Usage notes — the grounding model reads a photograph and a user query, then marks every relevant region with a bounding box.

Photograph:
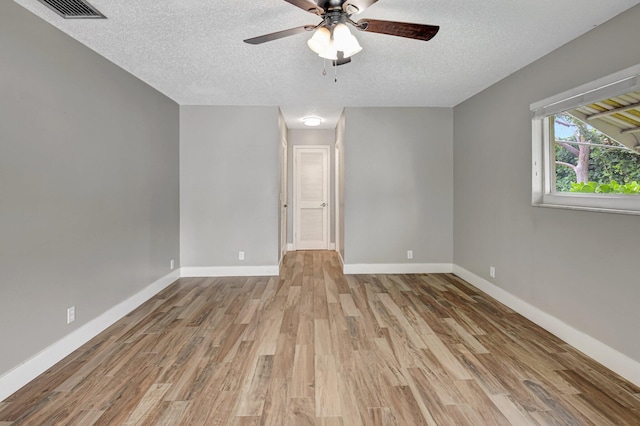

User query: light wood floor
[2,251,639,425]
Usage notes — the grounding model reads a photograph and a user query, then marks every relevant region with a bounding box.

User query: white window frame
[531,64,640,215]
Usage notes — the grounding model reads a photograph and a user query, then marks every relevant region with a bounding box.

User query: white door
[293,146,329,250]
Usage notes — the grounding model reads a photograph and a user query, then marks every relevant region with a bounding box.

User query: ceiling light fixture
[244,0,441,81]
[307,23,362,60]
[302,116,323,127]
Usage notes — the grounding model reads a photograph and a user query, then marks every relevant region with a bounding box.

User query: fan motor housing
[318,0,347,11]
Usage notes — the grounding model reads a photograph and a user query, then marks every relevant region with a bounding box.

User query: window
[531,64,640,214]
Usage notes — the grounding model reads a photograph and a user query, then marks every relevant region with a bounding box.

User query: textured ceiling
[13,0,640,129]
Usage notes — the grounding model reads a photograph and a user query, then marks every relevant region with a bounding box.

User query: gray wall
[454,5,640,361]
[180,106,280,268]
[287,129,336,245]
[344,107,453,264]
[0,1,179,377]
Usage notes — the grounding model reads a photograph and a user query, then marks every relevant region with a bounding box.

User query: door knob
[321,203,327,207]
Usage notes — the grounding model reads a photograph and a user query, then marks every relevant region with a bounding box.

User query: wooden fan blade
[284,0,323,14]
[244,26,315,45]
[356,19,439,41]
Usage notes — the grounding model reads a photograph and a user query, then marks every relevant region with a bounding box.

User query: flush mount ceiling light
[244,0,439,71]
[302,116,323,127]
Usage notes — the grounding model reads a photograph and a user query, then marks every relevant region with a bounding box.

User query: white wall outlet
[170,259,175,270]
[490,266,496,278]
[239,251,245,261]
[67,306,75,324]
[407,250,413,260]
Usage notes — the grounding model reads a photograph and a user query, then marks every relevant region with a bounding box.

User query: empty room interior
[2,0,640,424]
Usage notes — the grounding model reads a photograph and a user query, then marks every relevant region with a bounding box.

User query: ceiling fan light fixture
[245,1,441,70]
[309,23,362,60]
[332,23,352,51]
[341,34,362,58]
[302,116,323,127]
[318,39,338,60]
[307,27,331,54]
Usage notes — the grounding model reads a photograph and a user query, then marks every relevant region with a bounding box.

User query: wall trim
[452,265,640,387]
[337,251,345,269]
[285,244,336,252]
[279,244,287,266]
[181,265,279,277]
[0,270,180,402]
[344,263,453,275]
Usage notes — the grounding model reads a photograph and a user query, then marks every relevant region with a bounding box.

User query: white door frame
[334,142,340,254]
[279,137,288,262]
[293,145,330,250]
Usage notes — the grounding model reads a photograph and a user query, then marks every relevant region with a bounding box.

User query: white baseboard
[452,265,640,387]
[181,265,279,277]
[344,263,453,275]
[285,243,335,252]
[0,270,180,402]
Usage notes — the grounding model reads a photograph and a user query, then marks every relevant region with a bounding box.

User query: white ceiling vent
[37,0,106,19]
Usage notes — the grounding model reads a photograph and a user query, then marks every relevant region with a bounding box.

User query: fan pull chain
[334,60,338,83]
[322,59,327,76]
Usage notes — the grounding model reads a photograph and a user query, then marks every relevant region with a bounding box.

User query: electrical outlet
[407,250,413,260]
[490,266,496,278]
[170,259,175,270]
[67,306,75,324]
[239,251,245,261]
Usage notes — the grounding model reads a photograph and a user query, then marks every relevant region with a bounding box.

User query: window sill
[533,193,640,216]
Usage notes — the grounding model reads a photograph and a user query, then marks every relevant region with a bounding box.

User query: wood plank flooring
[2,251,639,425]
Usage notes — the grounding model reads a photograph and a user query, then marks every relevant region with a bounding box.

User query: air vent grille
[37,0,106,19]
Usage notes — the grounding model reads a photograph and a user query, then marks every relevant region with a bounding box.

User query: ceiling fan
[244,0,439,66]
